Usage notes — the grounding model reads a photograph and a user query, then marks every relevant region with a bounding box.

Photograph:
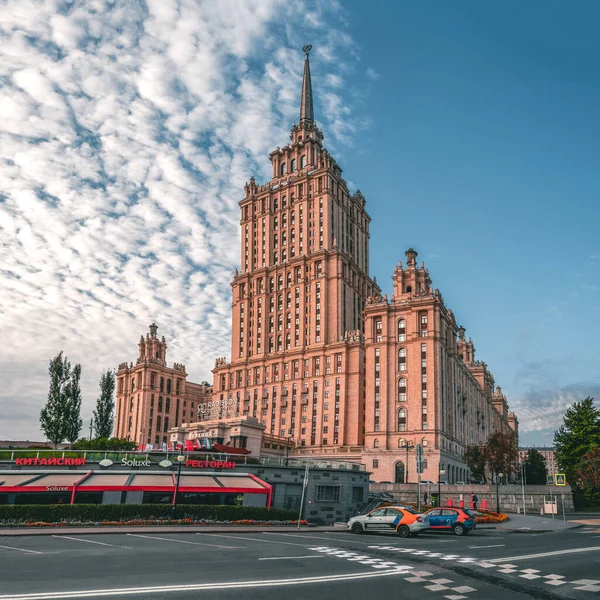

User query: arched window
[395,461,405,484]
[280,162,287,175]
[290,158,296,171]
[286,333,291,349]
[282,196,287,208]
[374,438,379,448]
[398,348,407,371]
[278,275,283,290]
[158,397,163,412]
[163,417,169,432]
[300,155,306,168]
[165,398,171,412]
[156,415,162,431]
[398,319,406,342]
[398,438,405,448]
[398,409,407,432]
[277,336,282,351]
[398,378,407,402]
[274,199,278,211]
[269,337,274,353]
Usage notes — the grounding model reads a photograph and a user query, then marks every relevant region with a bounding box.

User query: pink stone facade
[114,323,212,446]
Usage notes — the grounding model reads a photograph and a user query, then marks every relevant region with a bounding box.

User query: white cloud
[0,0,366,440]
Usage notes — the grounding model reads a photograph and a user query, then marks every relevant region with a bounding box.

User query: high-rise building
[363,250,519,483]
[115,324,212,446]
[212,46,380,448]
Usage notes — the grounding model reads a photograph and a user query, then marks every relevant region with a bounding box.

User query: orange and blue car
[422,507,476,535]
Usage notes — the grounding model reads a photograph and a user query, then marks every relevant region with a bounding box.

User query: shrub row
[0,504,297,524]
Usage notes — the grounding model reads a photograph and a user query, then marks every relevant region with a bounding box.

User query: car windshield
[403,508,418,515]
[463,509,474,517]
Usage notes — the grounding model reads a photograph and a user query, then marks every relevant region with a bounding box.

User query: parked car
[422,507,476,536]
[348,506,430,538]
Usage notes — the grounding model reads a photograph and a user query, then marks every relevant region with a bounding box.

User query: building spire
[299,45,314,125]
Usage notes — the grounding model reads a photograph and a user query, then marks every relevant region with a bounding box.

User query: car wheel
[351,522,364,535]
[397,525,411,538]
[453,524,465,536]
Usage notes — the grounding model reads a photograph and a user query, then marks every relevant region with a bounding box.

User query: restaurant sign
[185,459,236,469]
[15,457,86,466]
[46,486,70,492]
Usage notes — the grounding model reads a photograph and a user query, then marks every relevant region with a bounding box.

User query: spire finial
[299,45,314,124]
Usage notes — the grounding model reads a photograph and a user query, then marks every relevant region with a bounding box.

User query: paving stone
[424,584,450,591]
[545,580,568,586]
[404,576,427,583]
[431,578,454,584]
[573,585,600,592]
[519,574,542,580]
[451,586,477,594]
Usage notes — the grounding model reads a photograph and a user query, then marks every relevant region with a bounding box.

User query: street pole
[89,417,93,445]
[495,471,499,513]
[297,464,309,530]
[172,455,185,512]
[520,461,526,516]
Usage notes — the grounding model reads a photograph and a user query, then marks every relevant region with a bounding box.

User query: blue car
[423,507,476,536]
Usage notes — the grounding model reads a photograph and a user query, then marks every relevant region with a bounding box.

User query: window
[374,438,379,448]
[373,459,379,468]
[398,378,407,402]
[280,162,287,176]
[396,320,406,344]
[300,155,306,168]
[316,485,341,502]
[352,487,364,503]
[398,347,407,371]
[398,408,407,432]
[375,318,382,343]
[290,158,296,171]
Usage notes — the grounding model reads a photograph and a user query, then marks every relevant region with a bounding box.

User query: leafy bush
[0,504,296,525]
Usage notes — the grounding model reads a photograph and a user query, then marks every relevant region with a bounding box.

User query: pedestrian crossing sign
[547,475,554,485]
[555,473,566,486]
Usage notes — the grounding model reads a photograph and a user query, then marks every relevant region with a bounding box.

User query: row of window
[374,314,428,343]
[280,155,307,176]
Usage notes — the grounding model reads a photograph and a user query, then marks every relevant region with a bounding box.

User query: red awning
[212,443,251,455]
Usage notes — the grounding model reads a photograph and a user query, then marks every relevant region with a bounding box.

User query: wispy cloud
[0,0,368,440]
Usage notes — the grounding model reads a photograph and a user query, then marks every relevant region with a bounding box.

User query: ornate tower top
[299,45,314,125]
[149,323,158,338]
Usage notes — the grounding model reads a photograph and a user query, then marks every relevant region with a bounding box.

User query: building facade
[211,47,380,449]
[114,323,212,446]
[362,250,518,484]
[519,446,556,476]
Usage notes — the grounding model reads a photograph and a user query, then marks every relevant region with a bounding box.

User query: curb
[0,525,337,537]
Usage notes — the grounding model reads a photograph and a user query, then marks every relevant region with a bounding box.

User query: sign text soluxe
[15,457,86,466]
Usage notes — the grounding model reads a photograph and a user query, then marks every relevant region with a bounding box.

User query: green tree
[93,370,116,439]
[554,397,600,484]
[464,445,487,483]
[523,448,547,485]
[40,352,70,448]
[64,363,83,448]
[575,448,600,505]
[485,431,518,481]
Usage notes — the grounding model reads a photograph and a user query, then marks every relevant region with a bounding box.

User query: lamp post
[285,435,293,466]
[438,463,446,508]
[401,441,413,483]
[172,454,186,511]
[496,471,504,513]
[520,461,526,516]
[88,417,94,445]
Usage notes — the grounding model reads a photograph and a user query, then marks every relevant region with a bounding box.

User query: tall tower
[212,47,380,449]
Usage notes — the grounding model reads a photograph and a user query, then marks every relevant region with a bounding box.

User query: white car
[347,505,430,538]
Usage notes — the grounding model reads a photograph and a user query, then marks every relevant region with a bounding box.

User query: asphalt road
[0,525,599,599]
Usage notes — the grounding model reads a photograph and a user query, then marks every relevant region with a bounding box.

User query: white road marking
[126,533,239,549]
[0,569,410,599]
[487,545,600,563]
[468,544,505,549]
[52,536,130,549]
[264,532,419,546]
[199,533,308,547]
[258,555,323,561]
[0,544,43,555]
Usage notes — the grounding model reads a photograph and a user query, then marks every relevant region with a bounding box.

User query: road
[0,525,599,599]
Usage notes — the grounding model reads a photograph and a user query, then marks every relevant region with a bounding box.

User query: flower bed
[475,511,509,524]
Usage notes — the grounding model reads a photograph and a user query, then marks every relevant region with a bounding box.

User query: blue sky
[0,0,598,445]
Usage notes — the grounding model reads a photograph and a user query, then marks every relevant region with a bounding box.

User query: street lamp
[496,471,504,513]
[401,440,414,483]
[438,463,446,508]
[88,417,94,445]
[285,435,293,466]
[172,454,186,511]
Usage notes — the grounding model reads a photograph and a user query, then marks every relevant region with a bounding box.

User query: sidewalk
[494,512,583,533]
[0,524,337,537]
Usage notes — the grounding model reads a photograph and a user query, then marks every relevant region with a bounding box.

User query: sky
[1,0,598,446]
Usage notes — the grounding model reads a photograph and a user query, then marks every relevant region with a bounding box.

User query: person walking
[472,494,479,510]
[424,492,428,506]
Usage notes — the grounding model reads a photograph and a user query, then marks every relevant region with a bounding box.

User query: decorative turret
[391,248,432,299]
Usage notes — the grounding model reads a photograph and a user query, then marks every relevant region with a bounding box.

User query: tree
[464,445,487,483]
[554,397,600,484]
[63,363,83,448]
[93,370,116,439]
[485,431,518,481]
[523,448,547,485]
[40,352,70,448]
[575,448,600,489]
